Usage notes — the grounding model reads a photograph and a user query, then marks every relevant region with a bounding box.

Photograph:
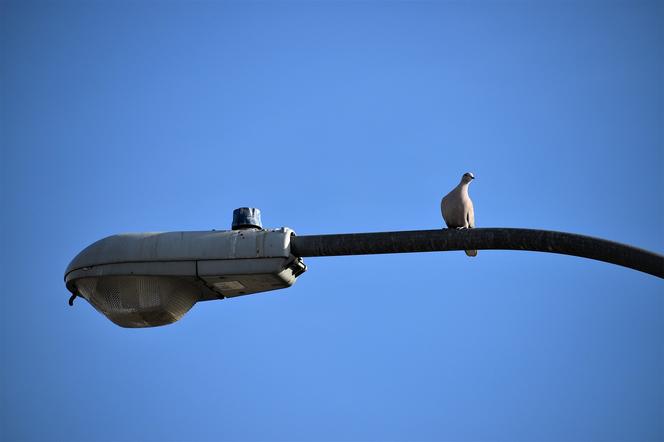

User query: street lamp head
[64,210,306,328]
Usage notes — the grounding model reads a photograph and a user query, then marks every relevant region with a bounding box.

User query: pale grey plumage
[441,172,477,257]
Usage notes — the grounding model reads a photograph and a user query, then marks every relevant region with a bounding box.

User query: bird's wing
[467,199,475,228]
[441,194,452,227]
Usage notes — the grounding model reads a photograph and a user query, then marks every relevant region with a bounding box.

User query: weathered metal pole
[290,228,664,278]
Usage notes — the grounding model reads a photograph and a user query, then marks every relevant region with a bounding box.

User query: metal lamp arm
[290,228,664,278]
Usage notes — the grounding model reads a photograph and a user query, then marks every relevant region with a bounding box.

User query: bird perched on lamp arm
[441,172,478,257]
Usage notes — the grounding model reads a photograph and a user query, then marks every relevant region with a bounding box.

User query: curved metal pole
[290,228,664,278]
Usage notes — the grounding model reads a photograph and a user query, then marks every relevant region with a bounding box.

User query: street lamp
[64,208,306,327]
[65,208,664,328]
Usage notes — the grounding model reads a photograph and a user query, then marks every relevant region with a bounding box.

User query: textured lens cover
[75,276,200,328]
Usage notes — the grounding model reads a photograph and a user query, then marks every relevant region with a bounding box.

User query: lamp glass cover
[75,276,200,327]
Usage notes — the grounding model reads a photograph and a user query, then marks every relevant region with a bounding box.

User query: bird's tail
[465,249,478,257]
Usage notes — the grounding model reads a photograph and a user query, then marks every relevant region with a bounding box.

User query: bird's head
[461,172,475,184]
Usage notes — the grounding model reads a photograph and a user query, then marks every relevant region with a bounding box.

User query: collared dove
[441,172,478,257]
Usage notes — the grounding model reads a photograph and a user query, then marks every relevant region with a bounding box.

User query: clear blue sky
[1,1,662,441]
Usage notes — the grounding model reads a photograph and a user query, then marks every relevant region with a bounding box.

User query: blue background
[1,1,662,441]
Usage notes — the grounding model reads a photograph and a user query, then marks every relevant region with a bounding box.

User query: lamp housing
[64,227,306,328]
